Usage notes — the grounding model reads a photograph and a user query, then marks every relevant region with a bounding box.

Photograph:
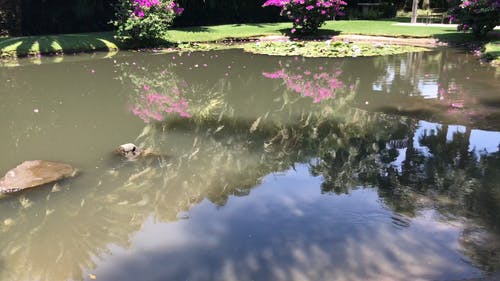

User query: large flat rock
[0,160,77,193]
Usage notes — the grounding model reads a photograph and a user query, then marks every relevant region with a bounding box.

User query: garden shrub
[263,0,347,35]
[448,0,500,37]
[113,0,183,43]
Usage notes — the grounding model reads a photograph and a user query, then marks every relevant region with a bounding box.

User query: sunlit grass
[484,42,500,65]
[323,20,458,37]
[165,22,291,42]
[0,32,119,58]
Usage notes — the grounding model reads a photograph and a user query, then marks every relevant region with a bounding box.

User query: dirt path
[257,34,446,48]
[331,34,446,47]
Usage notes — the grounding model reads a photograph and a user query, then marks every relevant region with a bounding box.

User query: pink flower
[263,0,290,7]
[133,7,145,18]
[179,112,191,118]
[168,2,184,14]
[262,70,286,79]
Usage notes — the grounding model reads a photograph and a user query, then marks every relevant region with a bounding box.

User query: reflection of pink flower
[263,70,286,79]
[438,81,470,112]
[263,0,289,7]
[263,61,345,103]
[130,86,191,123]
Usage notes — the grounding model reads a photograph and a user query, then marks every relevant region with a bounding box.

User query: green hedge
[18,0,115,35]
[174,0,282,26]
[0,0,21,35]
[4,0,284,36]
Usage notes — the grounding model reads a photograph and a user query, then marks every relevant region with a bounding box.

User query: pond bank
[0,20,498,65]
[247,34,446,48]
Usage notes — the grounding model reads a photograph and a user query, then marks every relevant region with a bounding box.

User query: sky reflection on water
[0,48,499,281]
[90,165,483,281]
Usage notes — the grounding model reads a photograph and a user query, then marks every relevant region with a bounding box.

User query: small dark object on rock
[116,143,161,161]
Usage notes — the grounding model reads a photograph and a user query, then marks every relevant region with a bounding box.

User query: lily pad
[243,41,429,58]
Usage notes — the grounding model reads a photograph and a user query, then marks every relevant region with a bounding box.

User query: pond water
[0,48,500,281]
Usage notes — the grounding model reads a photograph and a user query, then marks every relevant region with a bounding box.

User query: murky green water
[1,49,500,281]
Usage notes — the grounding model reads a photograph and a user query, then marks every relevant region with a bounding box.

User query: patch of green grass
[323,20,458,38]
[0,32,120,58]
[483,42,500,65]
[165,22,291,42]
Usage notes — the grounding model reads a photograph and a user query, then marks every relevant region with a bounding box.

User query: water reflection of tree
[347,50,500,130]
[1,51,499,280]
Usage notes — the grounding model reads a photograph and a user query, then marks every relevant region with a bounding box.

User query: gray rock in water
[116,143,162,161]
[116,143,143,160]
[0,160,78,194]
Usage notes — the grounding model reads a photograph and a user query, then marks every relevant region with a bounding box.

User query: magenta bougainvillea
[263,0,347,34]
[113,0,183,42]
[448,0,500,37]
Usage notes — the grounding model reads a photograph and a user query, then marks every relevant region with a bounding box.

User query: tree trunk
[411,0,419,23]
[423,0,430,10]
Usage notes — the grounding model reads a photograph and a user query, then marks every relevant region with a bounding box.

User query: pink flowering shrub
[263,0,347,34]
[448,0,500,37]
[263,59,345,103]
[113,0,183,42]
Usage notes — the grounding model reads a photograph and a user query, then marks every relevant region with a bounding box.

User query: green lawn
[166,22,291,42]
[323,20,458,38]
[0,20,497,58]
[0,32,119,58]
[484,42,500,65]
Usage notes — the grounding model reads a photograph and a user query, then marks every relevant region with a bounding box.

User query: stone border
[256,34,445,48]
[331,34,446,48]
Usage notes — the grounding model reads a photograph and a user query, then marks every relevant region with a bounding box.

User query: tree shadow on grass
[233,23,284,28]
[434,30,500,47]
[172,26,211,33]
[0,32,120,58]
[278,28,340,40]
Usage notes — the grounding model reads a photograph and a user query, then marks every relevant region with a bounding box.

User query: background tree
[411,0,419,23]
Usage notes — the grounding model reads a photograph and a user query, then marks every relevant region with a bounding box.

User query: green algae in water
[171,40,428,58]
[243,41,429,57]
